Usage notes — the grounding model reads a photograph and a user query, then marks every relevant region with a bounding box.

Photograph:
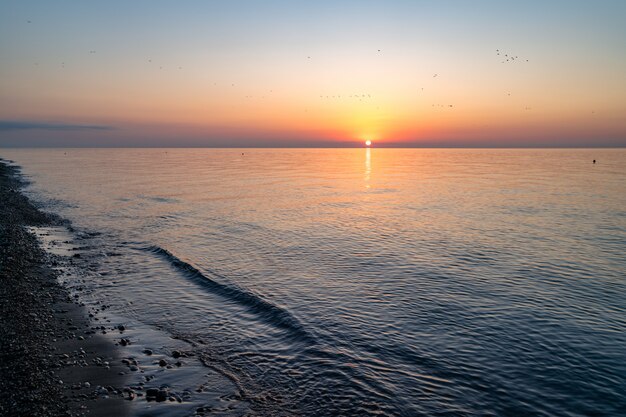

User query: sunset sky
[1,1,625,147]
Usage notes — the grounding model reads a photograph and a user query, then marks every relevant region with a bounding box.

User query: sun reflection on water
[364,147,371,188]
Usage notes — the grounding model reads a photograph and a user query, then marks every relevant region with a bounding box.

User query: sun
[365,140,372,147]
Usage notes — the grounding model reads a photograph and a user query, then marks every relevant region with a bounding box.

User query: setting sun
[365,140,372,147]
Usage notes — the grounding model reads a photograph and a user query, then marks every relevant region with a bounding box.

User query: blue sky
[1,1,625,147]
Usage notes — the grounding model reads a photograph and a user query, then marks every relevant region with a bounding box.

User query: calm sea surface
[3,148,625,416]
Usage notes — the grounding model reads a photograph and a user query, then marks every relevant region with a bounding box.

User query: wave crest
[145,245,313,342]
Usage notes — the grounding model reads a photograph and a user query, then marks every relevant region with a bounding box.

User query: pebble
[145,388,170,402]
[156,390,169,402]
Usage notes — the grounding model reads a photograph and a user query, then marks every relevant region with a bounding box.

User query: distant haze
[1,1,625,147]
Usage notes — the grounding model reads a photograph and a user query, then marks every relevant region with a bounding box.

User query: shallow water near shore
[27,224,249,416]
[3,148,626,416]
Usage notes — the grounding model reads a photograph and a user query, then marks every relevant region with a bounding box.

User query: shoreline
[0,158,249,417]
[0,159,129,416]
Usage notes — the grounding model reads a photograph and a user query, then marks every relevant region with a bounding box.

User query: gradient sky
[1,0,626,147]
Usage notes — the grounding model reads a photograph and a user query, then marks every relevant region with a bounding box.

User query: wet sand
[0,159,129,417]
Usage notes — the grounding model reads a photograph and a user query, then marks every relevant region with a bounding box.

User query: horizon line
[1,145,625,150]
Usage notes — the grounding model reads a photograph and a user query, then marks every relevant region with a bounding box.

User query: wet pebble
[146,388,170,402]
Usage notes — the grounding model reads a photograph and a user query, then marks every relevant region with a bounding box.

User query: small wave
[138,194,180,203]
[145,245,313,342]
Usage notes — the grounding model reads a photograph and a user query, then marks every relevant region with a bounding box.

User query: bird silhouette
[498,50,529,63]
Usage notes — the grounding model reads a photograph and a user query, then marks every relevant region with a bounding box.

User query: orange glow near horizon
[1,2,626,147]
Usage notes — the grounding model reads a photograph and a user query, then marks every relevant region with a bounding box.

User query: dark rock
[146,388,169,402]
[156,390,168,402]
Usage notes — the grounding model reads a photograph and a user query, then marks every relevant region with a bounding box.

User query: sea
[2,148,625,416]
